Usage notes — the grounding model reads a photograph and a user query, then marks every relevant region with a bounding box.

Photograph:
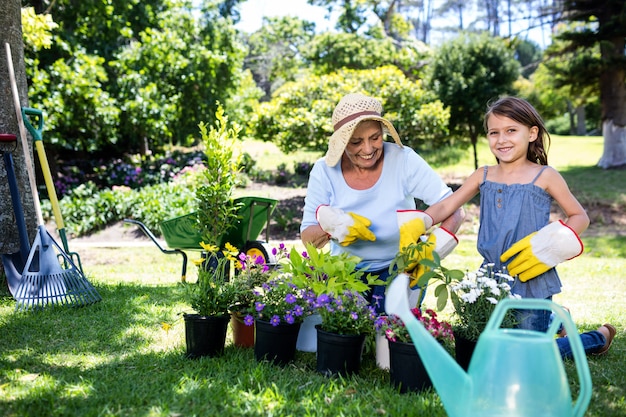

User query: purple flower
[270,315,281,326]
[284,313,295,324]
[244,315,254,326]
[255,302,265,312]
[285,293,296,304]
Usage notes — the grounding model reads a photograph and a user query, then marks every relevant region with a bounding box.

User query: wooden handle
[5,42,44,226]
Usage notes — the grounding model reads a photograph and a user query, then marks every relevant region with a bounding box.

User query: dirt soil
[72,181,626,246]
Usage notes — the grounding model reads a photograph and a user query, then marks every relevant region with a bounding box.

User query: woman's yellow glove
[500,220,583,282]
[316,205,376,246]
[408,227,458,289]
[397,210,433,253]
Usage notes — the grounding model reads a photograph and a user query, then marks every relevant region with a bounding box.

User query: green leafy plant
[390,240,465,311]
[284,243,382,297]
[183,242,239,317]
[195,105,242,247]
[281,244,383,335]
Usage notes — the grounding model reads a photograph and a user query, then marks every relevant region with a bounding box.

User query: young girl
[424,96,614,358]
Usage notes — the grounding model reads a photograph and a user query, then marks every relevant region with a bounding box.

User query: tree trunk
[597,8,626,169]
[575,105,586,136]
[598,120,626,169]
[0,1,37,259]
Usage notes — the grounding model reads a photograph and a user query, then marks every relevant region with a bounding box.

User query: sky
[235,0,338,33]
[234,0,547,47]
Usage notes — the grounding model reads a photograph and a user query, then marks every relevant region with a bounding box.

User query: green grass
[0,241,623,416]
[1,135,624,416]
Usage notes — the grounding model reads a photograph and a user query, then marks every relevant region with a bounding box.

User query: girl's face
[343,120,384,169]
[486,114,538,163]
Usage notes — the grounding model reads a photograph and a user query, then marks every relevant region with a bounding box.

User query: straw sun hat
[324,93,403,167]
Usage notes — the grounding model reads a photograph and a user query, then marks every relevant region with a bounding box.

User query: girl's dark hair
[483,96,550,165]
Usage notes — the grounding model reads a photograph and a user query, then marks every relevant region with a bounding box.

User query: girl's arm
[425,168,483,225]
[542,167,590,235]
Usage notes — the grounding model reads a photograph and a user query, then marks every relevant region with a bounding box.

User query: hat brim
[324,116,402,167]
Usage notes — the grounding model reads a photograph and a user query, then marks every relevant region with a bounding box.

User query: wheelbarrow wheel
[242,241,276,266]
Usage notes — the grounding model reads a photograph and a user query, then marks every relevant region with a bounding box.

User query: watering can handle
[486,298,592,417]
[22,107,44,142]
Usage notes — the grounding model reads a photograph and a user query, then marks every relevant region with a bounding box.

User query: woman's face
[343,120,384,169]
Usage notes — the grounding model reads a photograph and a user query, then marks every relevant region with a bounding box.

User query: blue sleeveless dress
[477,166,562,299]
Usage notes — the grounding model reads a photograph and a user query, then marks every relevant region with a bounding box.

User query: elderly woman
[301,93,465,311]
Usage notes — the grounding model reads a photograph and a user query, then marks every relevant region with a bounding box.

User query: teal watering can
[385,274,592,417]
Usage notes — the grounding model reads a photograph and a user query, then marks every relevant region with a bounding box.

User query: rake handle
[5,42,44,226]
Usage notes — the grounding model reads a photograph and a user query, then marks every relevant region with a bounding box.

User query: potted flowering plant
[281,243,383,353]
[377,308,454,346]
[228,244,287,347]
[376,308,454,393]
[243,273,313,365]
[182,242,239,358]
[450,264,520,341]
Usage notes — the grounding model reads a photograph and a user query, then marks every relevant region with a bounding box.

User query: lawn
[0,135,624,416]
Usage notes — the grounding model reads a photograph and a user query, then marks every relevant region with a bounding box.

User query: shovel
[22,107,83,273]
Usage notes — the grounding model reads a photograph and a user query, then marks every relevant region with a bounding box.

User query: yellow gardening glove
[316,205,376,246]
[397,210,433,254]
[500,221,583,282]
[408,227,458,289]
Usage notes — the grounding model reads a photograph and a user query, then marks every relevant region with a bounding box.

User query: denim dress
[477,166,562,300]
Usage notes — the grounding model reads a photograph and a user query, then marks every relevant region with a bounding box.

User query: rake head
[14,226,101,311]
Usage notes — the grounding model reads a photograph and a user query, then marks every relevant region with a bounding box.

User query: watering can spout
[385,274,472,417]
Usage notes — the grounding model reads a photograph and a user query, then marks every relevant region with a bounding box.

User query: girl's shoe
[593,323,616,356]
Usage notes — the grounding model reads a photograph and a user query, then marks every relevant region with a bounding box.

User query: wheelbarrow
[124,196,278,282]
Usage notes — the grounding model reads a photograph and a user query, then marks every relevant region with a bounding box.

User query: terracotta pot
[230,312,255,348]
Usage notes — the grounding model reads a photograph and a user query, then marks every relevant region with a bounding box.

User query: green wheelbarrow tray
[159,196,278,250]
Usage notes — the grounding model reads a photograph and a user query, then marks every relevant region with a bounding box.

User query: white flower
[486,297,498,305]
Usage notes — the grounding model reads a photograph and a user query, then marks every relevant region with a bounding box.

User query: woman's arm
[301,224,331,248]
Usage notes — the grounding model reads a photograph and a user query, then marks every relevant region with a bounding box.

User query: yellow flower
[161,322,172,332]
[192,258,204,266]
[200,241,219,252]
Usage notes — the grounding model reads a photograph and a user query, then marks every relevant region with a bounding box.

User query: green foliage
[250,65,449,154]
[184,247,240,316]
[284,243,382,297]
[429,32,520,167]
[195,106,242,247]
[303,32,431,79]
[46,178,196,237]
[28,45,121,152]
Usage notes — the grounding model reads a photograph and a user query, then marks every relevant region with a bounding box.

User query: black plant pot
[454,334,478,371]
[184,314,229,359]
[254,319,301,366]
[389,340,433,393]
[315,325,366,377]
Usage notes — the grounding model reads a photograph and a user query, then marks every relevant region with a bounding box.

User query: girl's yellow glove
[500,221,583,282]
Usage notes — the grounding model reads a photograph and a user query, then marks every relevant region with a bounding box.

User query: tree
[0,0,37,264]
[249,65,449,155]
[244,16,316,99]
[429,32,520,169]
[554,0,626,169]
